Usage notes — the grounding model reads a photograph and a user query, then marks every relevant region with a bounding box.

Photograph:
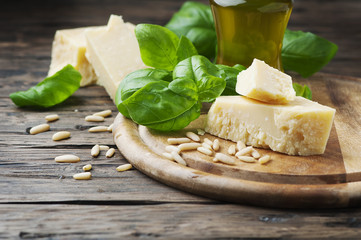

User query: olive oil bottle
[210,0,293,70]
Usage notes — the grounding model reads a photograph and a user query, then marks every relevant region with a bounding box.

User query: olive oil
[210,0,293,70]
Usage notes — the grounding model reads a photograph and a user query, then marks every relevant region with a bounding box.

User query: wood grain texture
[1,0,361,238]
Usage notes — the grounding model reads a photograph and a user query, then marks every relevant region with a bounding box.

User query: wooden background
[1,0,361,238]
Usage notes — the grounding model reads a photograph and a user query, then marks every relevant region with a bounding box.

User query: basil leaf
[293,83,312,100]
[176,36,198,63]
[166,1,217,60]
[216,64,246,96]
[135,24,180,71]
[9,64,81,108]
[281,29,338,78]
[173,55,225,102]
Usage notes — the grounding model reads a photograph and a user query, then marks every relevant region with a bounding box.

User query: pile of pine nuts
[28,109,132,181]
[163,129,271,166]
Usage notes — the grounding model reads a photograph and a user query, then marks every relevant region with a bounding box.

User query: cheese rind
[85,15,146,101]
[48,27,104,86]
[236,59,296,104]
[205,96,335,156]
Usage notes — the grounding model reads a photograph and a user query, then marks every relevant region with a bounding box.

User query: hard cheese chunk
[236,59,295,104]
[205,96,336,156]
[85,15,146,101]
[48,27,104,86]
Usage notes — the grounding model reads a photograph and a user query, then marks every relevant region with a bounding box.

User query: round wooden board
[112,73,361,208]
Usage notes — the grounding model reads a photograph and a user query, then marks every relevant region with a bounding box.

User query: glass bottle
[210,0,293,70]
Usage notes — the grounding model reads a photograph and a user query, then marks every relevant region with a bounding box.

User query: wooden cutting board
[112,73,361,208]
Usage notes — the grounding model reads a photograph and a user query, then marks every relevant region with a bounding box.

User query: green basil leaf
[173,55,225,102]
[282,29,338,78]
[135,24,180,71]
[293,83,312,100]
[166,1,217,60]
[176,36,198,63]
[9,64,81,108]
[216,64,245,96]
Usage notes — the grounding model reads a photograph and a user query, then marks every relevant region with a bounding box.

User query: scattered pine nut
[52,131,71,141]
[107,124,114,132]
[116,163,133,172]
[202,142,213,150]
[82,164,92,171]
[237,155,257,163]
[171,151,187,166]
[167,137,191,145]
[214,153,235,165]
[259,155,271,165]
[162,152,173,160]
[106,148,115,158]
[55,154,80,163]
[165,145,180,153]
[178,142,202,151]
[228,145,236,155]
[93,110,112,118]
[203,138,213,145]
[91,144,100,157]
[88,126,109,133]
[45,114,59,122]
[73,172,91,180]
[29,123,50,135]
[99,145,109,151]
[236,146,253,157]
[85,115,104,122]
[212,139,220,151]
[197,128,205,136]
[251,150,261,159]
[197,146,213,156]
[237,141,246,151]
[186,131,200,142]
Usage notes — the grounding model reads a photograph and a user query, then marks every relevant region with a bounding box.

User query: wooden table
[1,0,361,238]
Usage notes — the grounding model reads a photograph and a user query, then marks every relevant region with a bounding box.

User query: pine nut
[88,126,109,132]
[186,131,200,142]
[91,144,100,157]
[251,149,261,159]
[73,172,91,180]
[45,114,59,122]
[85,115,104,122]
[237,155,257,163]
[236,146,253,157]
[99,145,109,151]
[162,152,173,160]
[106,148,115,158]
[83,164,92,171]
[29,123,50,135]
[55,154,80,163]
[197,147,213,156]
[237,141,246,151]
[167,137,191,145]
[165,145,180,153]
[212,139,220,151]
[228,145,236,155]
[107,124,114,132]
[202,142,212,150]
[214,153,235,165]
[197,128,205,136]
[171,151,187,166]
[52,131,71,141]
[203,138,213,145]
[116,163,132,172]
[93,109,112,118]
[259,155,271,165]
[178,142,202,151]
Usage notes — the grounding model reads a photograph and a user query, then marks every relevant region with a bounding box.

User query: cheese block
[236,58,295,104]
[205,96,336,156]
[85,15,146,101]
[48,26,104,86]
